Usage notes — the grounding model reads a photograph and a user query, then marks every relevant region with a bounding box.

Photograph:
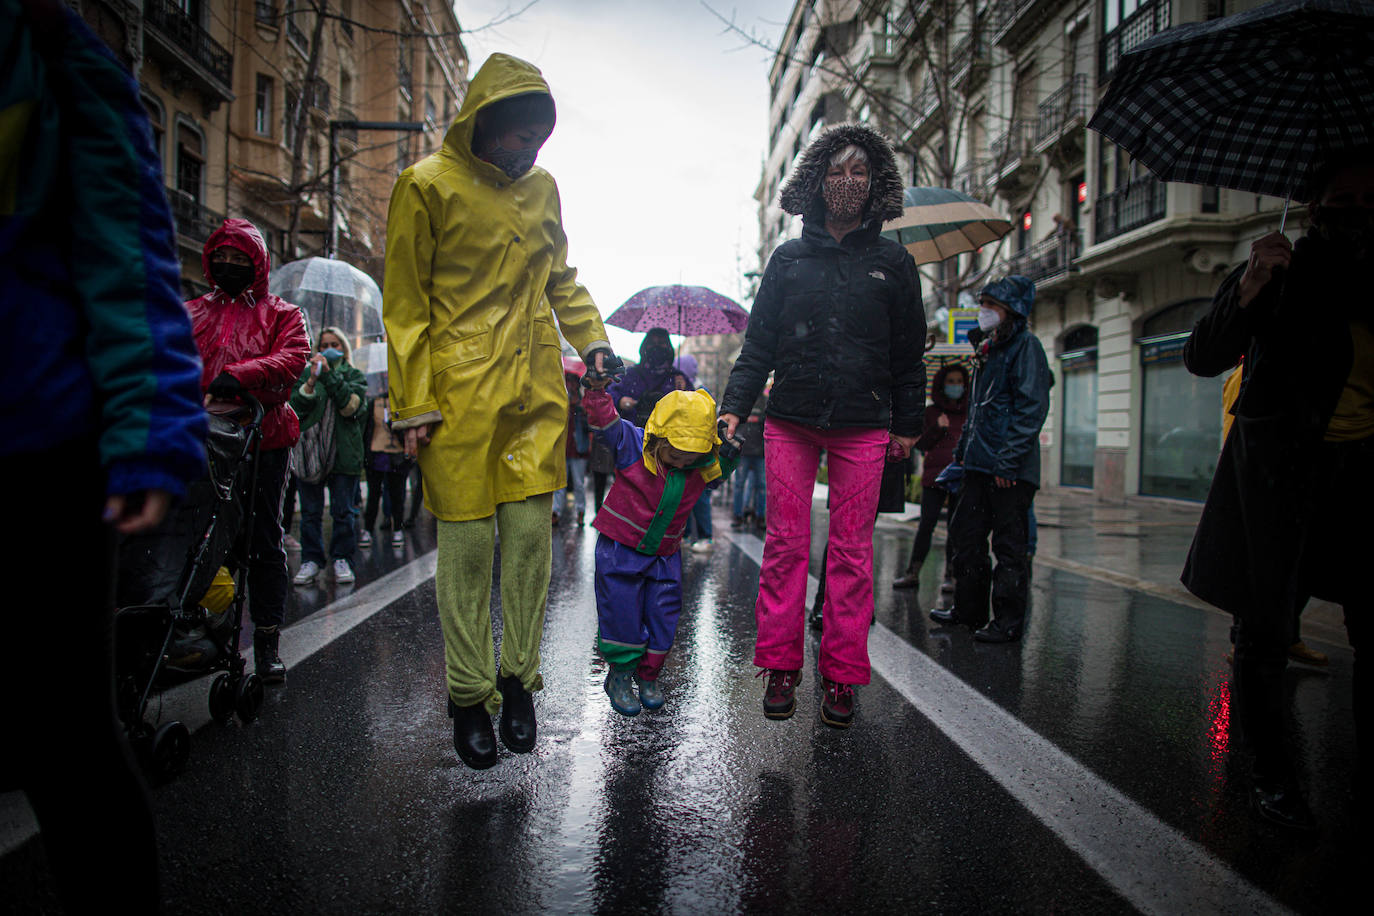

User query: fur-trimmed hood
[779,123,905,224]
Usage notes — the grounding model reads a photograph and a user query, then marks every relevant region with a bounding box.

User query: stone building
[74,0,467,301]
[757,0,1287,503]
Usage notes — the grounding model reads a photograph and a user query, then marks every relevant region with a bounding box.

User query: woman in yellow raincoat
[383,53,619,770]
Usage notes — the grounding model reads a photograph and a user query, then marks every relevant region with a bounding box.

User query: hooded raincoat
[383,54,610,521]
[186,220,310,452]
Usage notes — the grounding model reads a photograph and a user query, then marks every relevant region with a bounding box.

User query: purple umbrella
[606,285,750,336]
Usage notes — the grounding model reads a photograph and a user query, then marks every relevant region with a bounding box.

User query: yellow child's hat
[642,389,723,481]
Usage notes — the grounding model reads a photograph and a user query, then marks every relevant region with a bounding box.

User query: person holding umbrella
[720,123,926,729]
[383,53,620,770]
[1182,148,1374,830]
[610,327,689,423]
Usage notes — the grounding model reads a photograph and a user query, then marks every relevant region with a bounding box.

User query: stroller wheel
[209,674,236,725]
[236,673,264,724]
[149,721,190,784]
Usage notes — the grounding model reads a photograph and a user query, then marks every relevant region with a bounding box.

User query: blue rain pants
[594,533,682,674]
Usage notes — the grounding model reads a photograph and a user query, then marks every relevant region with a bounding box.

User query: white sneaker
[293,560,320,585]
[358,530,373,547]
[391,531,405,548]
[692,538,714,553]
[333,558,355,584]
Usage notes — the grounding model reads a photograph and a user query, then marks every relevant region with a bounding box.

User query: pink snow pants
[754,418,888,684]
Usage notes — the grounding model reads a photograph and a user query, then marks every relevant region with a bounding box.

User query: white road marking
[719,528,1291,916]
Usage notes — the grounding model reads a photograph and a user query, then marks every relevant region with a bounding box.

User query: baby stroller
[114,395,266,783]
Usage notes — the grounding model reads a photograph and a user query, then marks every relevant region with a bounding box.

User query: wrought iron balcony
[167,188,224,245]
[1101,0,1171,80]
[1005,231,1079,284]
[1034,73,1092,150]
[1094,175,1167,243]
[989,120,1040,194]
[950,27,990,89]
[142,0,233,96]
[988,0,1060,50]
[954,159,994,197]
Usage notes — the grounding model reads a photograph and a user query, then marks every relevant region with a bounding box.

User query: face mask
[484,144,539,180]
[944,383,965,400]
[977,306,1002,332]
[1315,207,1374,261]
[322,347,344,365]
[644,344,673,367]
[210,261,254,298]
[822,175,869,221]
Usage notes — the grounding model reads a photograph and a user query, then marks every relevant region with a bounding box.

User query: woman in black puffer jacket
[720,123,926,729]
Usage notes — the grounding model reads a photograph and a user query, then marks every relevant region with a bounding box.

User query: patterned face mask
[484,145,539,179]
[822,175,869,221]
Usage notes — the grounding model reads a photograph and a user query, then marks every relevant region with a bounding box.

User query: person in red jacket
[186,218,310,682]
[893,362,968,590]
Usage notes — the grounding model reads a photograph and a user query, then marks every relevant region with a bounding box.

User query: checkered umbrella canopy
[1088,0,1374,203]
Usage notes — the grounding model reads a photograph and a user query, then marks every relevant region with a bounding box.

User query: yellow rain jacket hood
[643,389,723,482]
[383,53,610,521]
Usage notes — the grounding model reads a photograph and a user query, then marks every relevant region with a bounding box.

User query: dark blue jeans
[733,454,766,517]
[298,472,358,567]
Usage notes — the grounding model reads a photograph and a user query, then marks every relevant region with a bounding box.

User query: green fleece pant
[436,493,552,713]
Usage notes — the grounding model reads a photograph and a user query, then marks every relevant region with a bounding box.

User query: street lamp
[326,118,425,258]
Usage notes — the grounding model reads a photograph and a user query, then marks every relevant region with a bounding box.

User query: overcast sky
[454,0,791,356]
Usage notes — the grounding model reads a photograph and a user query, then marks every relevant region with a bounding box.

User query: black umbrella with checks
[1089,0,1374,207]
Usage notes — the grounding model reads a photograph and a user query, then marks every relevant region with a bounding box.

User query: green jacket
[291,361,367,476]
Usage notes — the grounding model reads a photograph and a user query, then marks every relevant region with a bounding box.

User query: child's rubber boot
[604,666,641,717]
[634,652,668,711]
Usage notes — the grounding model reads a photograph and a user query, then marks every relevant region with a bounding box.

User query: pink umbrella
[606,285,750,336]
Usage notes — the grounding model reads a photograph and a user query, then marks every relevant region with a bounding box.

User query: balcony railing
[1005,232,1079,283]
[1094,175,1167,243]
[950,27,989,85]
[1034,73,1091,148]
[286,7,309,50]
[989,119,1035,164]
[143,0,233,87]
[1101,0,1171,79]
[954,159,993,197]
[167,188,224,244]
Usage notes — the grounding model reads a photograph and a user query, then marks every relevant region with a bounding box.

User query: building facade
[758,0,1284,503]
[74,0,467,306]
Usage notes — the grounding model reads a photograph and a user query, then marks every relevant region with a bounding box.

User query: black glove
[581,348,625,388]
[207,371,244,399]
[717,419,743,461]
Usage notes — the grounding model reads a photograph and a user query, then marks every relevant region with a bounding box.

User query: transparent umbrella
[270,257,383,345]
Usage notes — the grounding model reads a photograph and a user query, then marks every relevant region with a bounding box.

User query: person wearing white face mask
[929,276,1051,643]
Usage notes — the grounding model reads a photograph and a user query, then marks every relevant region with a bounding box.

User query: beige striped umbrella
[881,187,1012,265]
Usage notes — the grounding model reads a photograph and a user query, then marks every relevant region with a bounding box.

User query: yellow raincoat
[383,54,610,521]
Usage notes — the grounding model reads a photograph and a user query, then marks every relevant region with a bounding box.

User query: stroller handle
[240,394,265,431]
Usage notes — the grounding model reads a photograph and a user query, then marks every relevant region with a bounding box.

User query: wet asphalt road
[0,499,1360,914]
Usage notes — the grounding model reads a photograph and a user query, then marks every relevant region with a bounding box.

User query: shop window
[1058,326,1098,488]
[1138,299,1225,501]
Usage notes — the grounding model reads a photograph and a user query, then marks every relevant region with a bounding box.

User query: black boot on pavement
[973,619,1021,644]
[892,568,919,589]
[448,697,498,769]
[253,626,286,684]
[497,674,537,754]
[928,606,972,627]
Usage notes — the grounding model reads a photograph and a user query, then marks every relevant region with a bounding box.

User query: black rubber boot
[448,697,498,769]
[253,627,286,684]
[497,674,536,753]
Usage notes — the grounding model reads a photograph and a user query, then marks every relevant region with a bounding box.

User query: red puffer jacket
[186,219,310,451]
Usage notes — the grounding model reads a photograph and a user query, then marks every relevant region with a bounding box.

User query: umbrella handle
[1278,197,1290,235]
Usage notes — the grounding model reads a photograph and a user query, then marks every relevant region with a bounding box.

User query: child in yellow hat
[580,381,739,715]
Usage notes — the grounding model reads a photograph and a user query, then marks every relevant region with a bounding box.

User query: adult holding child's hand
[719,123,926,730]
